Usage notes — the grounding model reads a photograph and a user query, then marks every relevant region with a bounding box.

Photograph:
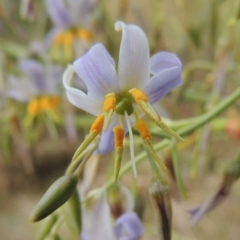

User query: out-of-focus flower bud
[29,175,78,222]
[62,189,82,236]
[149,178,172,240]
[36,214,58,240]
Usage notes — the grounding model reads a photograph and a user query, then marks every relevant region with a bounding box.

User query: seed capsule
[29,175,78,222]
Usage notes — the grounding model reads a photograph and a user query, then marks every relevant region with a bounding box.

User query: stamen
[129,88,185,142]
[76,29,93,41]
[129,88,159,120]
[103,94,116,131]
[27,98,40,116]
[124,111,137,178]
[154,120,185,142]
[129,88,148,102]
[53,33,63,46]
[136,119,152,140]
[90,114,105,134]
[72,131,98,161]
[113,126,124,148]
[103,93,116,112]
[113,126,124,182]
[72,115,104,161]
[63,32,73,47]
[144,138,168,171]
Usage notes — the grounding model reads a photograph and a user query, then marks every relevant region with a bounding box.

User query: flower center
[115,95,134,115]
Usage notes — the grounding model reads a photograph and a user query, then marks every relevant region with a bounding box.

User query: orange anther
[113,126,124,148]
[103,95,116,112]
[76,29,93,41]
[63,32,73,47]
[53,33,63,46]
[136,119,152,140]
[129,88,148,103]
[27,98,40,116]
[90,114,105,134]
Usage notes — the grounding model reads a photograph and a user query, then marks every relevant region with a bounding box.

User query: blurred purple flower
[6,59,62,102]
[44,0,100,61]
[81,190,144,240]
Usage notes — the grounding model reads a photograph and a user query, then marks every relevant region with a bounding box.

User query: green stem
[172,146,187,199]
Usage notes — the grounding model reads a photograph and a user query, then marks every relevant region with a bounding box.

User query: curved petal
[19,59,47,94]
[143,67,182,104]
[89,190,116,240]
[115,21,150,91]
[63,65,102,116]
[45,0,72,28]
[150,51,182,75]
[113,212,144,240]
[97,114,119,154]
[73,44,119,101]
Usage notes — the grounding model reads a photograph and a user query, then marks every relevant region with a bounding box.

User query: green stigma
[115,97,134,115]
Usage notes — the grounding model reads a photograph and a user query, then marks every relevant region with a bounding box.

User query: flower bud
[62,190,82,236]
[29,175,78,222]
[149,179,172,240]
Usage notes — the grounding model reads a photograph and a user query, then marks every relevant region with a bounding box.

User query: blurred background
[0,0,240,239]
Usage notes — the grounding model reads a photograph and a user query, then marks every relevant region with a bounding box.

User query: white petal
[63,65,102,116]
[73,44,119,101]
[115,21,150,91]
[89,190,116,240]
[143,67,182,104]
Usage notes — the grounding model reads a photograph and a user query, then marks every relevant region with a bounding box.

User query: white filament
[124,111,137,178]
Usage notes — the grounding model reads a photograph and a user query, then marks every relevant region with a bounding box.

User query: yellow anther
[129,88,148,103]
[113,126,124,148]
[90,114,105,134]
[50,96,61,108]
[27,98,40,116]
[103,94,116,112]
[53,33,64,46]
[63,32,73,47]
[136,119,152,140]
[76,29,93,41]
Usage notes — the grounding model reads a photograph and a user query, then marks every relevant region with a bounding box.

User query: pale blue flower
[45,0,99,52]
[5,59,62,102]
[81,190,144,240]
[63,21,182,176]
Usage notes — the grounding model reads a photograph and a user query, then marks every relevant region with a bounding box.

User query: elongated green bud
[62,190,82,236]
[36,214,58,240]
[29,175,78,222]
